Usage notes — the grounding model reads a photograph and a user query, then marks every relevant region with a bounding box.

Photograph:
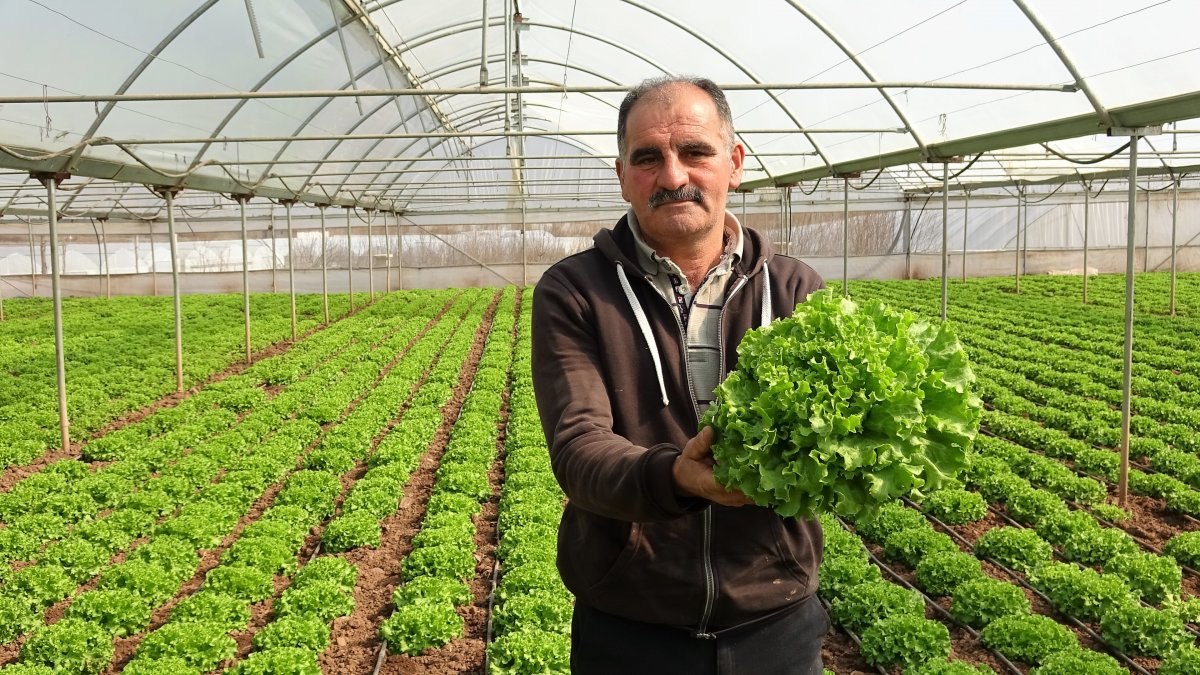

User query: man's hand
[672,426,755,507]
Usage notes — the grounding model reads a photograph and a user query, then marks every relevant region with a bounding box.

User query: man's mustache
[648,185,704,209]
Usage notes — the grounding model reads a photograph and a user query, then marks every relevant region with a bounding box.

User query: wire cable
[1040,141,1131,165]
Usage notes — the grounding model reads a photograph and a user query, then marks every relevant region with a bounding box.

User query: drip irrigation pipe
[916,504,1152,674]
[818,596,888,675]
[839,516,1024,675]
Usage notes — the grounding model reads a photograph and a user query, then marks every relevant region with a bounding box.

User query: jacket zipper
[694,272,751,639]
[637,267,757,640]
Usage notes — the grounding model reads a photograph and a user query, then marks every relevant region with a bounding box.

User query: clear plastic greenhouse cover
[0,0,1198,225]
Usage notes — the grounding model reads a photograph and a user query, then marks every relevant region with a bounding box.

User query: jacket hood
[593,212,774,280]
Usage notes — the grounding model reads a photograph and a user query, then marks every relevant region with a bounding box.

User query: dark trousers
[570,595,828,675]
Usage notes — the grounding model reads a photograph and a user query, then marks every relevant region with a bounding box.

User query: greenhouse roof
[1,0,1198,223]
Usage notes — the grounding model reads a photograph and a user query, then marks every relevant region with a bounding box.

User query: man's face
[615,84,745,248]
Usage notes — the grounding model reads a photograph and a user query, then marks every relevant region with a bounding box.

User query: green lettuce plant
[704,290,982,518]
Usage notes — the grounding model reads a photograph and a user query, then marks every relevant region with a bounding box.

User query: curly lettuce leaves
[702,290,981,519]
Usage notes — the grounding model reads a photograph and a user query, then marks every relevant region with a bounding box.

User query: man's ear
[728,143,745,190]
[615,158,631,203]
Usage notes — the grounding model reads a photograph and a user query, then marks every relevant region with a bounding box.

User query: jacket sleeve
[531,269,698,523]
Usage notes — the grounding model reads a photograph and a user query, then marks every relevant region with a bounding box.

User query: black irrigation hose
[483,557,501,672]
[818,596,889,675]
[918,506,1153,675]
[840,516,1024,675]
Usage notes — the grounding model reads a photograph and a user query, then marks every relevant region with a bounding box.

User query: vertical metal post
[99,218,111,299]
[366,209,375,298]
[396,214,404,290]
[1083,183,1091,304]
[384,211,393,293]
[1169,176,1179,316]
[345,207,354,312]
[961,190,970,282]
[1022,192,1029,276]
[1014,186,1023,293]
[1143,180,1151,273]
[36,174,70,451]
[150,225,158,297]
[1118,137,1140,507]
[941,163,949,321]
[270,211,278,293]
[239,196,252,364]
[741,191,747,225]
[903,197,912,280]
[521,195,528,287]
[480,0,490,85]
[318,205,329,323]
[842,179,849,297]
[28,219,38,295]
[285,201,297,340]
[164,190,185,393]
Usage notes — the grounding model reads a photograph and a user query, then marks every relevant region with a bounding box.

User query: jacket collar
[594,211,773,280]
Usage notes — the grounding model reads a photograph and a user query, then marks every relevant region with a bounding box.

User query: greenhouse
[1,1,1199,673]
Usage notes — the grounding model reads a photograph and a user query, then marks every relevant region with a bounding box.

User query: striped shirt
[626,209,744,414]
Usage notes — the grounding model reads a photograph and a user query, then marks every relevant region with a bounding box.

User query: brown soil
[822,628,875,674]
[322,291,501,675]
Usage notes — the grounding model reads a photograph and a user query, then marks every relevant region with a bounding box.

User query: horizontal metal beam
[0,81,1078,105]
[97,127,907,145]
[742,90,1200,190]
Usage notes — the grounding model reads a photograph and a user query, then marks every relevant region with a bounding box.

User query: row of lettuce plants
[376,287,516,655]
[0,292,340,462]
[0,292,464,672]
[221,289,495,672]
[0,294,436,582]
[485,298,572,675]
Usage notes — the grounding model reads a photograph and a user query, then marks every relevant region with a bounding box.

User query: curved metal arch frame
[376,100,619,204]
[781,1,929,161]
[1011,0,1115,128]
[334,13,779,185]
[334,72,621,201]
[63,1,222,175]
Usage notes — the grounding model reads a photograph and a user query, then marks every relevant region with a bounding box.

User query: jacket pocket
[557,506,643,599]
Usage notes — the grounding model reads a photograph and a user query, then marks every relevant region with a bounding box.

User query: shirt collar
[626,208,744,277]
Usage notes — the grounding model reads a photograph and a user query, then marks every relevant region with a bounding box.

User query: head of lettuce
[702,289,983,519]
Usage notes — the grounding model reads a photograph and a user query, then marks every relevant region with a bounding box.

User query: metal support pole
[384,211,392,293]
[941,163,949,321]
[1021,189,1029,276]
[1014,186,1023,293]
[35,173,70,451]
[1118,137,1140,507]
[842,180,849,297]
[239,195,252,364]
[345,207,354,311]
[521,195,528,287]
[163,190,185,392]
[99,218,111,299]
[1169,177,1179,316]
[318,205,329,323]
[396,215,404,290]
[961,190,970,282]
[28,219,38,295]
[903,197,912,280]
[366,209,375,298]
[150,224,158,296]
[1083,184,1091,304]
[270,210,278,293]
[1143,181,1151,273]
[285,201,297,340]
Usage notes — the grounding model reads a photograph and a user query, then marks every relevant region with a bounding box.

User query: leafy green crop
[251,615,331,652]
[704,290,982,518]
[974,527,1052,574]
[67,589,152,637]
[1099,604,1193,658]
[137,621,238,671]
[20,618,115,675]
[830,581,924,635]
[486,628,570,675]
[1104,551,1181,605]
[920,488,987,524]
[980,614,1077,665]
[909,660,996,675]
[915,551,985,597]
[378,599,464,655]
[230,647,322,675]
[818,555,882,602]
[949,578,1031,628]
[1029,648,1127,675]
[859,614,951,670]
[882,526,957,568]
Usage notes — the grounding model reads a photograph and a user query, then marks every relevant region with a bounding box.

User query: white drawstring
[761,259,772,327]
[616,263,670,406]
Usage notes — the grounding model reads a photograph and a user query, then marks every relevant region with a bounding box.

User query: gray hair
[616,76,735,158]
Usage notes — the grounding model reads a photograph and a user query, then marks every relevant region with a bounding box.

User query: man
[531,76,827,674]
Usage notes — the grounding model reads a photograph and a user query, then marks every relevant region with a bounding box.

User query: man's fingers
[682,426,715,460]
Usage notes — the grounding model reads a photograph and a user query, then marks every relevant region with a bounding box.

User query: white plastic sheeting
[0,0,1197,227]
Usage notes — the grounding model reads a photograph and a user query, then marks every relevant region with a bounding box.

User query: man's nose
[657,152,688,190]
